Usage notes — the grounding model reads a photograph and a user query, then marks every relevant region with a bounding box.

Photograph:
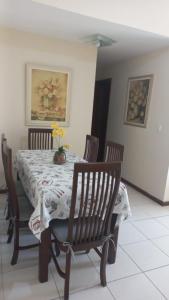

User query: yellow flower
[52,129,58,138]
[51,122,59,129]
[57,128,65,137]
[63,144,70,149]
[51,122,66,150]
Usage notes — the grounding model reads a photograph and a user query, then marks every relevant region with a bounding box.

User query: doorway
[91,78,111,161]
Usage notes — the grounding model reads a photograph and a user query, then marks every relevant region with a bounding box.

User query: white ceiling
[33,0,169,38]
[1,0,169,68]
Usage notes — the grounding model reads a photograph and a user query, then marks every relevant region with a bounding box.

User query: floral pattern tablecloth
[15,150,131,240]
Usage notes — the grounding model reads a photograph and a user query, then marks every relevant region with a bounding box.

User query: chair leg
[5,201,10,220]
[7,220,14,244]
[64,252,71,300]
[11,222,19,265]
[100,242,109,287]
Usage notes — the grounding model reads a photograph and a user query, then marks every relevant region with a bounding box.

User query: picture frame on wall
[124,74,153,128]
[26,64,71,127]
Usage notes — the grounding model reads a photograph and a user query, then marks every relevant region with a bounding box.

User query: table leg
[39,228,50,283]
[108,214,119,264]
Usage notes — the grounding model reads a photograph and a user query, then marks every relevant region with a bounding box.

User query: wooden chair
[1,134,9,217]
[104,141,124,163]
[1,134,25,242]
[50,161,121,300]
[3,140,38,265]
[28,128,53,150]
[1,134,8,191]
[83,134,99,162]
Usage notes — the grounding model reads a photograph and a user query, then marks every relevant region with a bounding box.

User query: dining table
[15,149,131,283]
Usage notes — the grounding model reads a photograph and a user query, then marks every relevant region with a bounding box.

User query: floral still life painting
[26,64,71,127]
[124,75,153,127]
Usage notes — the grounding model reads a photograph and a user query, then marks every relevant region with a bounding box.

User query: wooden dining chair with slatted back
[83,134,99,162]
[1,134,9,217]
[28,128,53,150]
[104,141,124,163]
[1,134,8,193]
[3,140,39,265]
[1,134,26,243]
[50,161,121,300]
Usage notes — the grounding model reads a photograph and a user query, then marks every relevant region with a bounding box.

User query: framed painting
[26,64,71,127]
[124,75,153,127]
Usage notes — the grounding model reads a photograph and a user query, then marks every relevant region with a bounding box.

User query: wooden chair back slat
[1,134,8,185]
[74,172,84,242]
[88,172,101,241]
[28,128,53,150]
[83,135,99,162]
[68,162,121,247]
[80,172,91,243]
[104,141,124,163]
[84,172,96,240]
[97,172,110,237]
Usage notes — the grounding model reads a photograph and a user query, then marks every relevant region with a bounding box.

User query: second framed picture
[26,64,71,127]
[124,75,153,127]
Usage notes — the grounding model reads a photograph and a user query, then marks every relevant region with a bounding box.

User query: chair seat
[18,195,34,221]
[50,217,103,244]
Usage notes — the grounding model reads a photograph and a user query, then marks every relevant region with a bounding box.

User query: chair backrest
[104,141,124,163]
[3,141,19,219]
[67,162,121,248]
[1,133,8,185]
[83,135,99,162]
[1,133,5,164]
[28,128,53,150]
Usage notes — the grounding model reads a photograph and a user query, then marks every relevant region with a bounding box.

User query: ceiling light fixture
[83,34,116,48]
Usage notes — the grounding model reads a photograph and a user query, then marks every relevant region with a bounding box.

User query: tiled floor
[1,186,169,299]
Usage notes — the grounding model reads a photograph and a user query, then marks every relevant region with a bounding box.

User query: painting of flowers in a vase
[124,75,153,127]
[26,64,71,127]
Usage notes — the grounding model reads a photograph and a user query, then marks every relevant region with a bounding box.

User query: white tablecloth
[16,150,131,239]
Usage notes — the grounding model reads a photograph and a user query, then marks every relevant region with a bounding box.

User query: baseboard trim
[122,178,169,207]
[0,188,8,194]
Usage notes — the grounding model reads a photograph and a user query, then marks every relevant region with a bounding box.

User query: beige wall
[97,47,169,202]
[0,27,97,185]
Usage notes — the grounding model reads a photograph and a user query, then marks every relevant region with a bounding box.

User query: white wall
[35,0,169,37]
[0,27,97,185]
[97,48,169,202]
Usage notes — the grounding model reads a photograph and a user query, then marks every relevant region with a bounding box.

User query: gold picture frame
[124,75,153,127]
[26,64,71,127]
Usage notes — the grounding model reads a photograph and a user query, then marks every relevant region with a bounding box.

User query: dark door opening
[91,78,111,161]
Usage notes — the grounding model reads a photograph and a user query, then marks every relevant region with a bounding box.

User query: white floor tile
[133,219,169,239]
[156,216,169,230]
[3,266,59,300]
[68,285,114,300]
[1,243,38,273]
[146,265,169,299]
[152,236,169,256]
[50,253,100,297]
[127,187,153,207]
[108,273,165,300]
[89,247,141,282]
[1,187,169,300]
[0,273,4,300]
[144,205,169,218]
[118,222,147,245]
[122,240,169,271]
[127,206,150,221]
